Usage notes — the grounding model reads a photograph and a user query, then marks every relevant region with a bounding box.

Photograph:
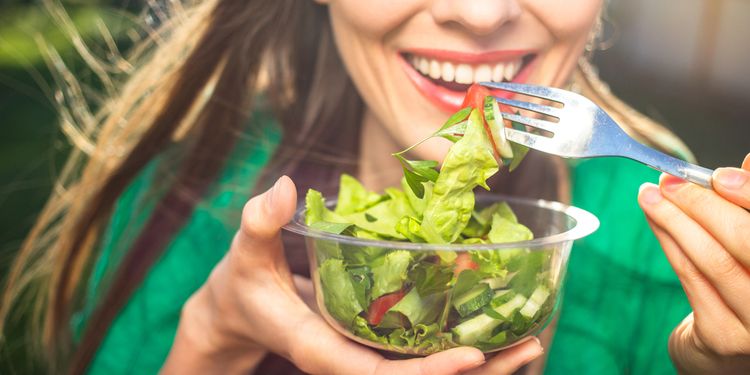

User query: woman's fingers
[641,192,750,371]
[463,337,543,375]
[288,312,486,375]
[233,175,297,269]
[713,167,750,208]
[712,152,750,208]
[638,183,750,322]
[644,217,744,339]
[377,347,486,375]
[658,173,750,267]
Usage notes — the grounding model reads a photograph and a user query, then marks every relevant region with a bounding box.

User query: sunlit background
[1,0,748,372]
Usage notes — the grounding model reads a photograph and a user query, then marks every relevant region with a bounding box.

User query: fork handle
[623,141,714,189]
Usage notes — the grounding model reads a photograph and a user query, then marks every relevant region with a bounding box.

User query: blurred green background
[0,0,748,373]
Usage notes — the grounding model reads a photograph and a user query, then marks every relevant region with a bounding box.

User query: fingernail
[714,168,747,190]
[531,336,544,354]
[659,173,686,193]
[639,183,662,205]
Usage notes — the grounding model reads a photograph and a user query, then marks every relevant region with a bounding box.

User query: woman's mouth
[400,49,537,113]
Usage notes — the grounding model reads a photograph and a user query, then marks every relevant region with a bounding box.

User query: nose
[430,0,522,36]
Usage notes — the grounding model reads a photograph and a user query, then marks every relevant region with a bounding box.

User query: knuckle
[709,249,743,281]
[710,337,744,357]
[680,185,707,207]
[674,257,703,285]
[734,220,750,249]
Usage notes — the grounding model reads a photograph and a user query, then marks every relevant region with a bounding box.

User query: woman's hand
[638,153,750,374]
[162,176,542,374]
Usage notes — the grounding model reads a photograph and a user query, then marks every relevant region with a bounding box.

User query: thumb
[234,175,297,265]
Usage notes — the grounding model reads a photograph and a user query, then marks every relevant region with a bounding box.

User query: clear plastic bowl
[284,194,599,355]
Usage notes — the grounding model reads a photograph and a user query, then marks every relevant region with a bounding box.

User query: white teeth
[418,58,430,75]
[474,64,492,83]
[455,64,473,84]
[442,62,455,82]
[505,60,520,81]
[408,55,525,84]
[429,59,441,79]
[492,64,505,82]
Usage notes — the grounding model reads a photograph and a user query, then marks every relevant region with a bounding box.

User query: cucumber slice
[491,289,514,306]
[453,283,493,317]
[483,271,518,289]
[519,286,551,319]
[495,294,527,319]
[452,293,528,345]
[452,311,504,345]
[483,96,514,159]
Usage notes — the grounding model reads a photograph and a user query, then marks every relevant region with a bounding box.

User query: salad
[303,84,555,354]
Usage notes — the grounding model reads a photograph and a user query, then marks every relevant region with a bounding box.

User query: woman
[2,0,749,374]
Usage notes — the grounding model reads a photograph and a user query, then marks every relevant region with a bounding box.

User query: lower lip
[400,55,537,113]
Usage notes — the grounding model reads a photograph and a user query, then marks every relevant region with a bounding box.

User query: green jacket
[77,113,690,374]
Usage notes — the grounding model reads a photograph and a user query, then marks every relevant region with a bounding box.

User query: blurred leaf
[0,5,136,68]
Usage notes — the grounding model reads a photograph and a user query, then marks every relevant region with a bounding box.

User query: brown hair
[1,0,361,373]
[1,1,691,374]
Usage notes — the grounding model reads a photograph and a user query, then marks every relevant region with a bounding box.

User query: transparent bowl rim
[283,193,600,251]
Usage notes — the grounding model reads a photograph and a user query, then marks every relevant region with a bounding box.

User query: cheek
[328,0,422,37]
[527,0,602,40]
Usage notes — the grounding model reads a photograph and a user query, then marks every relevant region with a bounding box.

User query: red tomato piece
[367,290,406,325]
[461,83,493,110]
[454,252,479,276]
[461,84,502,160]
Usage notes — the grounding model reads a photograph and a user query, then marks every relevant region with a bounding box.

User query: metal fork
[480,82,714,189]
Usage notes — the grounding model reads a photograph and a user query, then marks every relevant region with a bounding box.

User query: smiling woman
[2,0,748,374]
[327,0,603,165]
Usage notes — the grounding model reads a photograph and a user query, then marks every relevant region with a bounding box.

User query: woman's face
[323,0,603,160]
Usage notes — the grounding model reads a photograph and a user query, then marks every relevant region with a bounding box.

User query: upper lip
[401,48,534,64]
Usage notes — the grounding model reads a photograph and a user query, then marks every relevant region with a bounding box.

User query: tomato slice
[461,84,502,160]
[461,84,493,110]
[367,290,406,325]
[454,252,479,276]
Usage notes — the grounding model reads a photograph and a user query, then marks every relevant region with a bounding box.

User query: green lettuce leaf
[352,316,388,344]
[335,174,384,215]
[309,221,352,234]
[312,239,343,263]
[386,287,444,326]
[341,188,417,239]
[508,251,550,296]
[413,323,455,353]
[452,269,481,298]
[396,216,425,243]
[410,262,453,296]
[370,250,412,299]
[342,245,387,267]
[305,189,348,226]
[420,109,499,244]
[349,266,372,308]
[319,259,364,326]
[402,177,432,218]
[508,120,531,172]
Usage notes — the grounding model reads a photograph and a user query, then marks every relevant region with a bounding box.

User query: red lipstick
[400,49,537,113]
